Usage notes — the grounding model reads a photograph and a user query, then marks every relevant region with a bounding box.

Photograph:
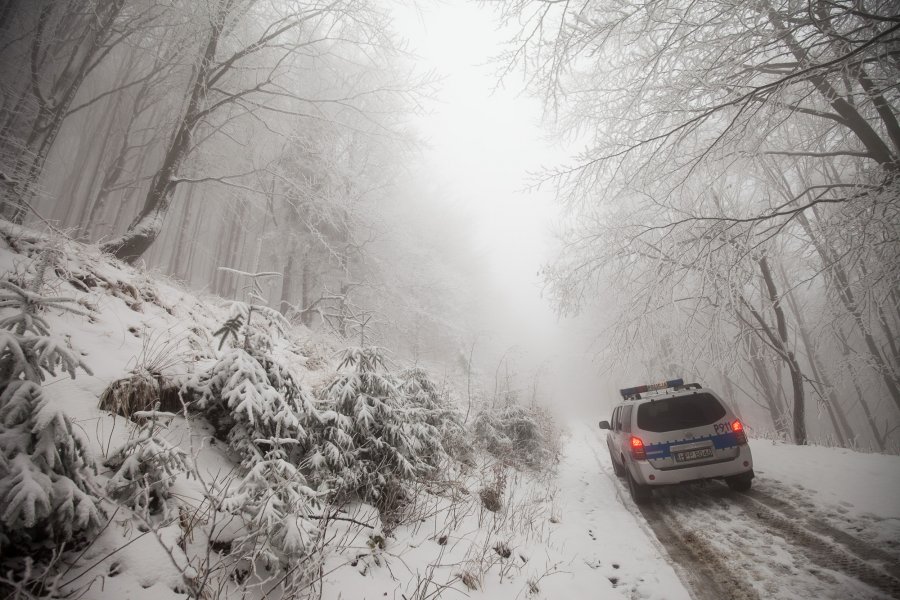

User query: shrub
[478,462,507,512]
[185,340,323,566]
[473,403,556,469]
[312,349,446,512]
[188,349,318,460]
[0,279,101,558]
[105,411,194,519]
[397,367,468,462]
[98,369,185,419]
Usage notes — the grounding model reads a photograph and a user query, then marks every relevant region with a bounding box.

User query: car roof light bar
[619,378,685,400]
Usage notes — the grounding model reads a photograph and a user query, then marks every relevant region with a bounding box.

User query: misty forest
[0,1,898,599]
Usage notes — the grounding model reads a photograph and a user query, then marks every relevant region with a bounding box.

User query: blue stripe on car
[644,432,741,459]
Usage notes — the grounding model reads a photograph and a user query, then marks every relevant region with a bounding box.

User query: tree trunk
[279,252,294,316]
[100,1,228,262]
[858,262,900,371]
[181,203,204,284]
[833,325,888,451]
[60,126,103,227]
[746,332,790,436]
[301,260,312,326]
[171,185,197,279]
[718,369,744,421]
[3,0,125,222]
[217,206,243,297]
[779,266,853,445]
[795,211,900,413]
[79,49,154,239]
[64,91,124,231]
[0,0,19,31]
[757,256,807,445]
[766,9,898,170]
[855,65,900,157]
[210,211,231,293]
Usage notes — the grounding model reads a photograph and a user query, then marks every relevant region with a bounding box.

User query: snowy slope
[312,429,691,600]
[2,231,898,600]
[0,232,691,600]
[0,230,330,598]
[315,426,900,600]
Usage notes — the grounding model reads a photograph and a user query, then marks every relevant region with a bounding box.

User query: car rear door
[637,393,741,469]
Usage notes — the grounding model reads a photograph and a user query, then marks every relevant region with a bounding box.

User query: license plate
[674,448,714,462]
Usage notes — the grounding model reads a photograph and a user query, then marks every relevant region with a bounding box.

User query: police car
[599,378,754,504]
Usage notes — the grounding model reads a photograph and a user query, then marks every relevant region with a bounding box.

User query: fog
[392,2,614,415]
[1,0,898,452]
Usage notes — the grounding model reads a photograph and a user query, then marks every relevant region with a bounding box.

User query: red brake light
[630,436,647,460]
[732,420,747,445]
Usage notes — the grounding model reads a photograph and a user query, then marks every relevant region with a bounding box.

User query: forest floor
[2,228,899,600]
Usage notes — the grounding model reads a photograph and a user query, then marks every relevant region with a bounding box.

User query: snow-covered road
[578,423,900,600]
[532,427,693,600]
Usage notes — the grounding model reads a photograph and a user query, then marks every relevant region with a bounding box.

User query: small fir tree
[397,367,465,461]
[313,348,445,510]
[105,410,194,519]
[187,312,323,565]
[0,277,100,555]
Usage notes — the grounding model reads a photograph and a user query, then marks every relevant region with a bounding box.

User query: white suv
[599,379,754,503]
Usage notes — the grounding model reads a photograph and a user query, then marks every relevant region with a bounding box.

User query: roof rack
[619,378,703,401]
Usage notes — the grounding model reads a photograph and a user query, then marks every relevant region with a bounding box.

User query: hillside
[0,227,570,599]
[2,228,899,600]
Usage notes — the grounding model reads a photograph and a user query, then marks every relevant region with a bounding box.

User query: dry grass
[98,371,161,420]
[458,570,479,591]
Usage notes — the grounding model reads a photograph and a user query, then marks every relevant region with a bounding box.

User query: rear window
[636,393,726,433]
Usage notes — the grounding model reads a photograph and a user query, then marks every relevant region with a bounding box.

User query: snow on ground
[534,429,691,600]
[585,423,900,600]
[752,438,900,519]
[0,232,328,598]
[751,440,900,541]
[315,429,691,600]
[751,439,900,549]
[3,232,899,600]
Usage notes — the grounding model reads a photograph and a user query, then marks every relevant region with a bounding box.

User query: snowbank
[751,439,900,520]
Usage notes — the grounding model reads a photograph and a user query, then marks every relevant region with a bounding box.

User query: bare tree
[99,0,423,263]
[500,0,898,192]
[504,0,899,447]
[0,0,164,221]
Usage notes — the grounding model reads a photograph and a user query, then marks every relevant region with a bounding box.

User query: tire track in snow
[658,483,900,599]
[581,426,760,600]
[583,424,899,599]
[740,487,900,573]
[639,501,762,600]
[725,489,900,598]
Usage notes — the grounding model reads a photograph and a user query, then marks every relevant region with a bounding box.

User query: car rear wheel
[609,449,625,477]
[627,469,652,504]
[726,472,753,492]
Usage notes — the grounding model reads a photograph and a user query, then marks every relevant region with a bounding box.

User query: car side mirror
[598,420,611,430]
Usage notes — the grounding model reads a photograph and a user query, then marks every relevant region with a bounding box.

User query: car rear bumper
[630,445,753,486]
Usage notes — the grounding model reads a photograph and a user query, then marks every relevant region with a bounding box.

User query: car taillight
[630,436,647,460]
[732,419,747,445]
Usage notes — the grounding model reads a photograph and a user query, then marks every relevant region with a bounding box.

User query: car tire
[609,449,625,477]
[726,472,753,492]
[627,469,652,504]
